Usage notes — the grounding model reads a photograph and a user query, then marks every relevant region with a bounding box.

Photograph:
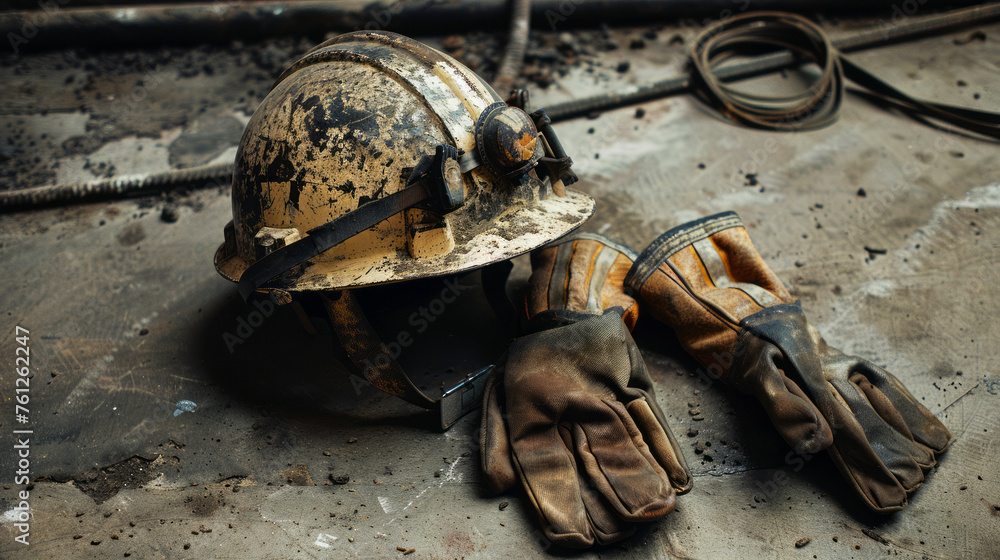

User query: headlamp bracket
[409,144,464,214]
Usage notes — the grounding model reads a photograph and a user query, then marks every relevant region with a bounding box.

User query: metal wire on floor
[3,4,999,211]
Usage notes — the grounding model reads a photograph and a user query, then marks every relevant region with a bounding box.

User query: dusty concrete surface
[1,9,999,560]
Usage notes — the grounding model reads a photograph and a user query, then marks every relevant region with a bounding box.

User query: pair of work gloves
[481,212,951,548]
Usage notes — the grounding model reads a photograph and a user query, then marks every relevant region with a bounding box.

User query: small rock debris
[864,246,888,259]
[986,500,1000,515]
[160,206,179,223]
[953,30,987,45]
[329,474,350,485]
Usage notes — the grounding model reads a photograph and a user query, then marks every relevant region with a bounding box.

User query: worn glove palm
[481,235,691,548]
[625,212,951,512]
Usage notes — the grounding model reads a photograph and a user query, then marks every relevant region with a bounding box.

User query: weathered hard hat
[215,31,593,300]
[214,31,594,428]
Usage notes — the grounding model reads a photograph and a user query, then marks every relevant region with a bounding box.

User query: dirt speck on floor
[281,463,315,486]
[186,493,223,517]
[984,499,1000,516]
[70,455,173,504]
[444,531,475,556]
[118,222,146,246]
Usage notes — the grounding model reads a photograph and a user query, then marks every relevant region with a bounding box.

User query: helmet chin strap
[321,290,439,409]
[320,260,514,430]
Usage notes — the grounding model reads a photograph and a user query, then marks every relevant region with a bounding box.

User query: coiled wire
[690,11,1000,136]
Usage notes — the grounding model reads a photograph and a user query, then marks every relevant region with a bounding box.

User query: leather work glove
[481,234,691,548]
[624,211,951,512]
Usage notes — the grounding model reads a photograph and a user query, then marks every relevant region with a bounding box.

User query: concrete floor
[1,11,999,560]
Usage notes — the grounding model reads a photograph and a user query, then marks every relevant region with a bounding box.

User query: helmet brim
[215,188,595,292]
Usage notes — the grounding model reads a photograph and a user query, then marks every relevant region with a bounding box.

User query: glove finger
[737,336,833,454]
[817,388,909,512]
[559,424,637,546]
[587,504,636,546]
[626,397,692,493]
[849,372,914,439]
[849,361,952,453]
[825,443,908,513]
[512,426,594,548]
[573,399,677,522]
[621,333,692,492]
[850,373,938,469]
[481,368,516,493]
[830,377,935,491]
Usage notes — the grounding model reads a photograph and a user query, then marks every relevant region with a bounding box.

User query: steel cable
[689,11,1000,136]
[491,0,532,95]
[545,4,1000,120]
[689,12,844,130]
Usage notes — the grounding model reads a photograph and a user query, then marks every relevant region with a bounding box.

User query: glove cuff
[625,211,744,294]
[523,307,621,334]
[625,211,795,378]
[527,233,640,331]
[568,232,640,261]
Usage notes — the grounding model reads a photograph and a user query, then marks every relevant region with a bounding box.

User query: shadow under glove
[481,235,690,548]
[625,211,951,513]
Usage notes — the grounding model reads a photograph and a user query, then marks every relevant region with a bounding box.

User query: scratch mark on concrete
[439,456,463,487]
[378,496,393,514]
[314,532,337,548]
